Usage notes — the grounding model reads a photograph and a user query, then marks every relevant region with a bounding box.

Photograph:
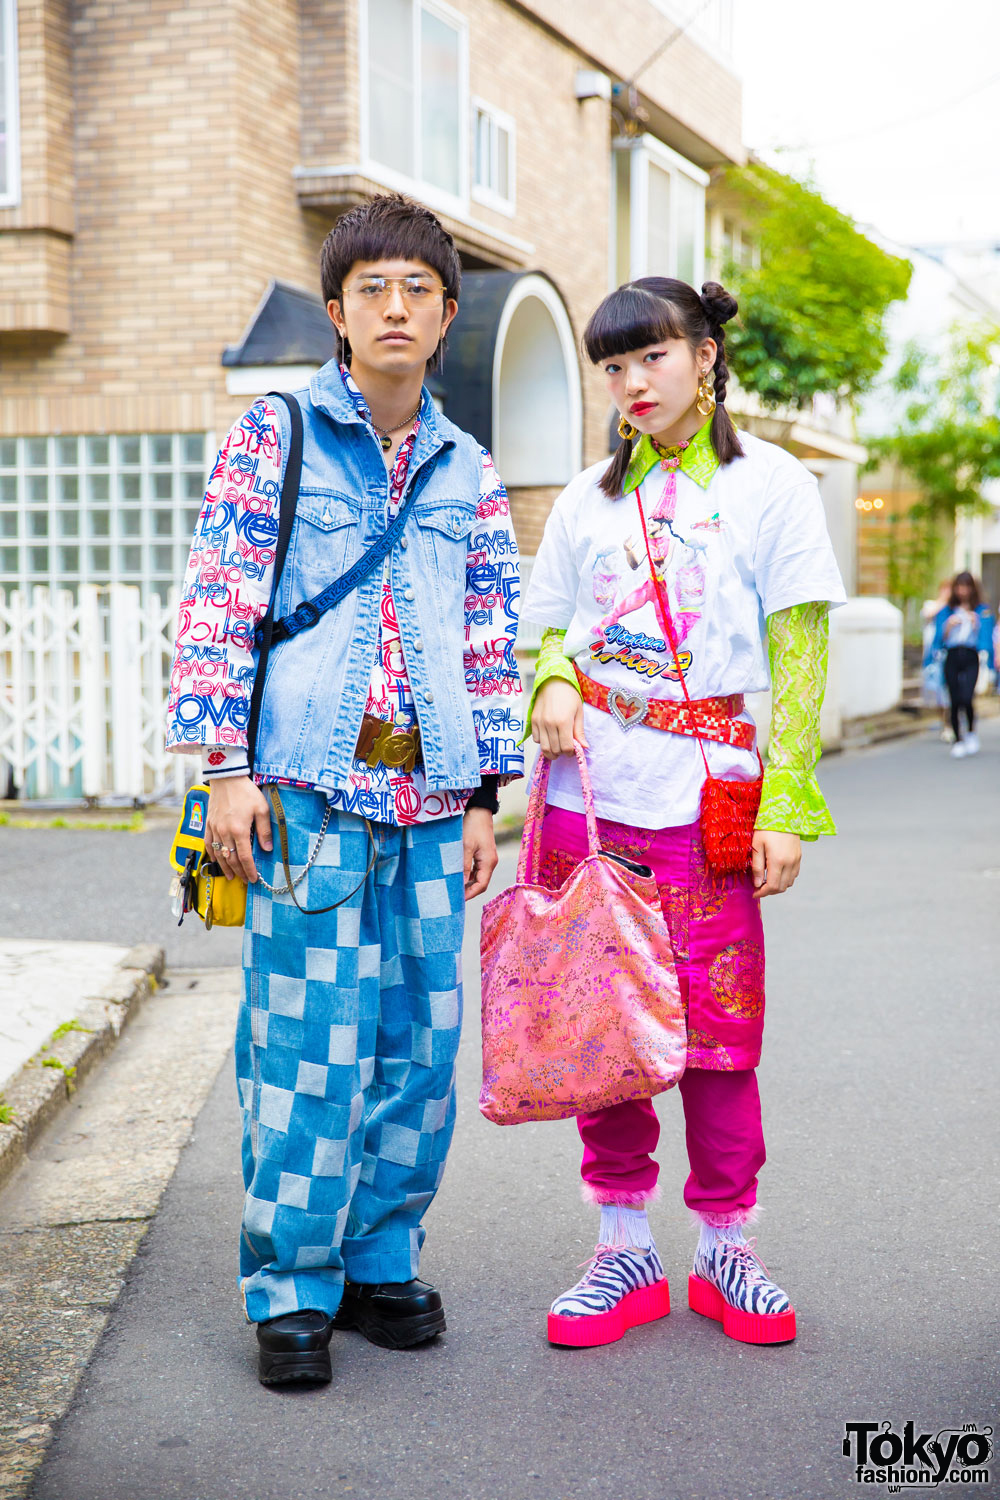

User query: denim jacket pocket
[415,501,478,585]
[287,489,363,603]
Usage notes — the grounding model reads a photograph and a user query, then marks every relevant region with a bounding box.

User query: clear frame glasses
[342,275,446,308]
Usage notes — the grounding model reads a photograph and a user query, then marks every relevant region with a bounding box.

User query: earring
[696,372,716,418]
[618,415,639,441]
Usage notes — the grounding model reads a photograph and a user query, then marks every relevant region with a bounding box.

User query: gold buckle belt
[354,713,422,772]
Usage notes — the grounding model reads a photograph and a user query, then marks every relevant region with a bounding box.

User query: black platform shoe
[333,1279,445,1349]
[256,1309,334,1386]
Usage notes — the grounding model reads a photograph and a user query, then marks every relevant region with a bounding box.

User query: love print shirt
[168,367,524,825]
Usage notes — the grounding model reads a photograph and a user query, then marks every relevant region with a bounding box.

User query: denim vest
[252,360,484,792]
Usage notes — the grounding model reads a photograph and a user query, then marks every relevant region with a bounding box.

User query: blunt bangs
[583,286,686,364]
[320,193,462,306]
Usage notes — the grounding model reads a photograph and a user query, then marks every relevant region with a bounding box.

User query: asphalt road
[23,723,1000,1499]
[0,813,244,969]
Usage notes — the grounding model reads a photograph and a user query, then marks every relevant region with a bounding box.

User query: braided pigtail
[599,429,637,500]
[700,281,744,464]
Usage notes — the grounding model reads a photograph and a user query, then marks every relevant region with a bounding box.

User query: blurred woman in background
[920,580,952,740]
[925,572,994,757]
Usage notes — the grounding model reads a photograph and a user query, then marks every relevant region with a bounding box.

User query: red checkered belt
[574,665,754,750]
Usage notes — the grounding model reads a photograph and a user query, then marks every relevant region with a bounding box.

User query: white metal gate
[0,585,193,801]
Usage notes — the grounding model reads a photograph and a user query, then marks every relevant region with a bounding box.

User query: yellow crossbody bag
[169,783,376,930]
[169,784,248,930]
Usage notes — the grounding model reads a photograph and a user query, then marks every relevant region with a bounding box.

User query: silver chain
[369,401,422,442]
[257,800,334,896]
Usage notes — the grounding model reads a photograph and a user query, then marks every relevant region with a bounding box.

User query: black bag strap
[265,458,435,646]
[246,392,303,775]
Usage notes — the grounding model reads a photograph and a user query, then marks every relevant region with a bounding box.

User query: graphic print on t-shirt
[590,503,710,676]
[588,624,692,682]
[591,545,622,609]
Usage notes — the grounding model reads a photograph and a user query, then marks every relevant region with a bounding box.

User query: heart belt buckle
[607,688,650,732]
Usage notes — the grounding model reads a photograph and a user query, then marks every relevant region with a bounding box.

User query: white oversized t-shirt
[523,429,847,828]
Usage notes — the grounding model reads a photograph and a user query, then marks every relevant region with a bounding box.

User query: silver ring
[211,841,223,850]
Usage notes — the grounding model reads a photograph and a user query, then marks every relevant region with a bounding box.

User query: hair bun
[700,281,738,325]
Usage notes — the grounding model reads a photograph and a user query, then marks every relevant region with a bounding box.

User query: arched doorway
[441,271,582,483]
[492,274,581,485]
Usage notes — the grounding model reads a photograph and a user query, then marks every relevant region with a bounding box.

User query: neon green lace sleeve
[755,601,837,840]
[520,627,581,744]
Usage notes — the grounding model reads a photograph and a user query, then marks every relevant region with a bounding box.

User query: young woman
[521,277,846,1348]
[925,571,993,758]
[921,581,954,740]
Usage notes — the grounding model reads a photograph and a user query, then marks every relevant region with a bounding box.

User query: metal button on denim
[399,535,408,550]
[423,689,434,703]
[413,638,424,652]
[404,587,415,600]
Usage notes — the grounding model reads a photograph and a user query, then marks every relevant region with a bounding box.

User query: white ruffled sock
[599,1204,653,1249]
[696,1221,746,1260]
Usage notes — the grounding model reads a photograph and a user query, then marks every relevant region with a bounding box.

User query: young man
[166,193,524,1386]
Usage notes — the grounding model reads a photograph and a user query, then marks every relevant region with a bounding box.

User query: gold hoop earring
[696,372,716,418]
[618,415,639,441]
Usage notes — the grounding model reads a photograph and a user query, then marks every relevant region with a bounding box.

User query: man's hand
[463,806,498,900]
[205,776,272,884]
[531,679,587,761]
[751,830,801,900]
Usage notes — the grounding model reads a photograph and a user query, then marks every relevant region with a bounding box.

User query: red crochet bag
[636,493,763,874]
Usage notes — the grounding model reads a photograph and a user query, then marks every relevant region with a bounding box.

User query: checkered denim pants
[235,788,466,1323]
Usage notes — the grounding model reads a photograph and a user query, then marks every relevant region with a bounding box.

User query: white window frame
[0,0,21,209]
[611,134,709,287]
[471,97,515,217]
[359,0,469,218]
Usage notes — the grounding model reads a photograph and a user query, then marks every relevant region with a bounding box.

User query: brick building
[2,0,744,602]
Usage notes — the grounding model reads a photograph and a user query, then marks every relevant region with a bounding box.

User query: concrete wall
[829,597,903,722]
[816,460,859,598]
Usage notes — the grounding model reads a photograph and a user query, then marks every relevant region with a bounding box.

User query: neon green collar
[622,419,718,494]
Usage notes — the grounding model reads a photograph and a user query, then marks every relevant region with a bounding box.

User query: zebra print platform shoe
[688,1231,797,1345]
[547,1244,671,1348]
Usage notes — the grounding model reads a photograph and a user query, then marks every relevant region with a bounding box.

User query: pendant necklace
[370,402,423,451]
[650,436,689,521]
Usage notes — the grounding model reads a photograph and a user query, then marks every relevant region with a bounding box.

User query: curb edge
[0,944,166,1196]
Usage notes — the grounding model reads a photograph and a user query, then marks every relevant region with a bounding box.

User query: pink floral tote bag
[479,743,686,1126]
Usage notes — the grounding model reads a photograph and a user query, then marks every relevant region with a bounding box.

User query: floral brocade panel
[708,939,765,1020]
[689,830,734,921]
[479,854,687,1126]
[534,804,767,1073]
[686,1029,736,1070]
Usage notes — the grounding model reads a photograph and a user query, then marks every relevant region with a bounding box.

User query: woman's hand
[751,831,801,900]
[531,679,587,761]
[463,806,498,900]
[205,776,272,884]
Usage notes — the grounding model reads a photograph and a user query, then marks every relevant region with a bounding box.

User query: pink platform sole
[547,1277,671,1348]
[688,1273,797,1345]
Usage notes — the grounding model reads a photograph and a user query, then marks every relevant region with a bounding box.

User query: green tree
[866,327,1000,615]
[870,328,1000,519]
[721,164,912,408]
